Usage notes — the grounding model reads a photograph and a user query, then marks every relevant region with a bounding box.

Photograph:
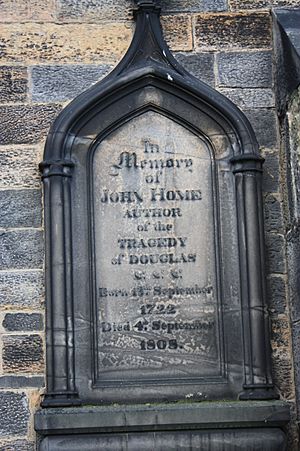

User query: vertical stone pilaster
[231,154,278,400]
[40,159,81,407]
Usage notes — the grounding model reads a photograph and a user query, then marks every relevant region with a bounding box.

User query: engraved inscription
[92,111,221,383]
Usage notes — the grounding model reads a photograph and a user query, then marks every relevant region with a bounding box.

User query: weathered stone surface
[0,392,29,436]
[219,88,274,108]
[245,109,278,149]
[57,0,134,21]
[3,335,44,373]
[265,234,286,275]
[0,67,27,103]
[264,194,284,233]
[272,349,294,399]
[217,51,272,88]
[262,151,280,193]
[3,313,43,332]
[57,0,227,20]
[0,0,55,21]
[162,16,193,51]
[267,275,287,315]
[0,271,44,308]
[0,441,34,451]
[0,23,132,64]
[0,230,44,270]
[0,375,44,389]
[163,0,227,12]
[194,12,272,50]
[0,146,41,189]
[230,0,300,10]
[0,190,41,228]
[31,65,112,102]
[0,105,61,145]
[271,317,290,349]
[174,52,215,86]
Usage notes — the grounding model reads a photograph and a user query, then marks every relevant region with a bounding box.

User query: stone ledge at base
[35,401,290,451]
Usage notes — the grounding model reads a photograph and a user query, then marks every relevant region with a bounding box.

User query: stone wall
[0,0,298,449]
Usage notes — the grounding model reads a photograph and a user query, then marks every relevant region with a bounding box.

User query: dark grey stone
[264,194,284,232]
[3,313,44,332]
[217,51,273,87]
[39,428,287,451]
[0,392,29,436]
[0,376,44,389]
[219,88,275,109]
[174,52,215,86]
[0,66,28,103]
[0,230,44,269]
[266,275,287,315]
[57,0,134,21]
[245,109,278,148]
[3,334,44,373]
[265,234,286,274]
[0,189,42,228]
[262,152,280,193]
[162,0,227,12]
[195,14,272,49]
[31,65,112,102]
[0,271,44,308]
[0,104,61,145]
[0,441,34,451]
[56,0,227,22]
[35,401,290,435]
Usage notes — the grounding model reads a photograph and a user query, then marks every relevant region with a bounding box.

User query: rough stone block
[0,22,194,64]
[271,316,290,349]
[174,52,215,86]
[0,441,34,451]
[0,105,61,145]
[0,146,41,189]
[245,109,278,149]
[0,23,132,64]
[162,0,227,12]
[0,230,44,270]
[57,0,134,21]
[266,275,287,315]
[0,190,41,228]
[57,0,227,20]
[272,348,294,399]
[0,67,27,103]
[162,16,193,51]
[0,392,29,436]
[194,12,272,50]
[219,88,274,108]
[264,194,284,233]
[3,334,44,373]
[3,313,44,332]
[265,234,286,275]
[0,271,44,308]
[262,151,280,193]
[230,0,300,10]
[0,0,56,21]
[31,65,112,103]
[217,51,273,87]
[0,375,44,389]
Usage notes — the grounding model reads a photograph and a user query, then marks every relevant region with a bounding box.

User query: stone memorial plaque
[91,111,223,384]
[39,0,277,410]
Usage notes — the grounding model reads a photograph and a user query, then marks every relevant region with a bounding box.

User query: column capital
[39,159,74,179]
[230,154,264,174]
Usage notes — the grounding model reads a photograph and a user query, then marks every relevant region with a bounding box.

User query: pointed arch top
[43,0,259,164]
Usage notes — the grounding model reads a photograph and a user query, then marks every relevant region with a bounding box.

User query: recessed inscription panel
[91,111,222,384]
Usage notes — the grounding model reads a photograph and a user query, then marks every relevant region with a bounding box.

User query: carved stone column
[40,160,81,407]
[231,154,278,400]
